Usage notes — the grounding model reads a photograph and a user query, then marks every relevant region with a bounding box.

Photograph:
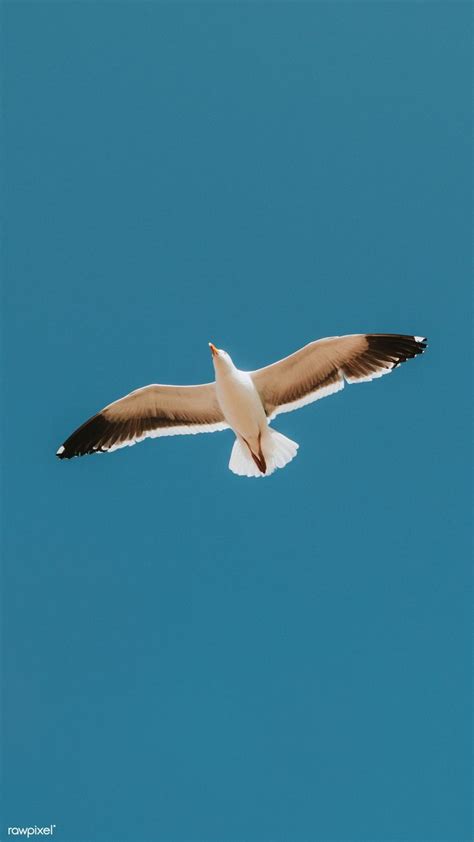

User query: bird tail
[264,429,299,474]
[229,429,299,478]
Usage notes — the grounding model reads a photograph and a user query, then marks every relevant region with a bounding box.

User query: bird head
[209,342,234,372]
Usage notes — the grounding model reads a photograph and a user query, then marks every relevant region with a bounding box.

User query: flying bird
[57,333,427,477]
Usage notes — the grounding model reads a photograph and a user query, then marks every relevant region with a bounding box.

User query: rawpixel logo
[7,827,56,837]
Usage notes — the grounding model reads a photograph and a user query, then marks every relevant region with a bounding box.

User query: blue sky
[2,3,471,841]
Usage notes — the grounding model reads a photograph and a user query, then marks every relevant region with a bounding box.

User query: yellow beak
[209,342,218,357]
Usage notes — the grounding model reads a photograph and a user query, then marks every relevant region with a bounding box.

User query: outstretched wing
[251,334,427,419]
[57,382,228,459]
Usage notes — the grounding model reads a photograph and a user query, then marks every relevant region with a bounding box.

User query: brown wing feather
[251,334,427,418]
[57,382,228,459]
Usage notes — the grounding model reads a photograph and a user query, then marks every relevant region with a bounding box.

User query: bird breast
[215,370,267,437]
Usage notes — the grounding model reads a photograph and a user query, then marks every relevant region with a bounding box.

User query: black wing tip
[367,333,428,361]
[56,408,175,460]
[56,444,110,459]
[56,443,101,460]
[56,411,114,460]
[413,335,428,350]
[56,445,93,460]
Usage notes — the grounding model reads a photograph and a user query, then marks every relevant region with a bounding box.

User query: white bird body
[57,333,427,478]
[211,348,298,476]
[214,358,265,441]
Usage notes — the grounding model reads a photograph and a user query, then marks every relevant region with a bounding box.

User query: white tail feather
[228,429,299,478]
[229,439,262,477]
[265,429,299,474]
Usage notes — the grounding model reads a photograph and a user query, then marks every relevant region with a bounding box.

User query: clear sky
[2,3,471,841]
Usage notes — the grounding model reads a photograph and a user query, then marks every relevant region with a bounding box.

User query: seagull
[57,333,427,477]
